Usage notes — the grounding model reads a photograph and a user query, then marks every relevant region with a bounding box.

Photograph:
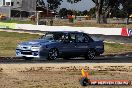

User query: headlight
[31,46,41,51]
[17,45,22,49]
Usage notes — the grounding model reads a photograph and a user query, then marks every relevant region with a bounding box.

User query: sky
[43,0,95,11]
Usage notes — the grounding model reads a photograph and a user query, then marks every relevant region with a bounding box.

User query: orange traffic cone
[81,68,89,78]
[80,69,91,86]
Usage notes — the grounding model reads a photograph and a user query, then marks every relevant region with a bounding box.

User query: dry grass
[104,43,132,54]
[0,19,35,24]
[0,70,132,88]
[0,31,40,56]
[0,63,132,88]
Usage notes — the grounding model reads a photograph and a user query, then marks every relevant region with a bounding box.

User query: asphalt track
[0,52,131,63]
[90,34,132,44]
[0,28,132,44]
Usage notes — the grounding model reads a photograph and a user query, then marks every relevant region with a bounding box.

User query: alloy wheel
[86,49,95,59]
[48,49,58,60]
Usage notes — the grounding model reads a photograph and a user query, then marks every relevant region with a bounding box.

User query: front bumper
[16,49,40,58]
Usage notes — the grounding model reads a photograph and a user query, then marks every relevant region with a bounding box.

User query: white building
[0,0,22,7]
[0,0,36,18]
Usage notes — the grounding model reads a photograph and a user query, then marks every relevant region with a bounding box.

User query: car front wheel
[85,49,95,60]
[48,48,58,60]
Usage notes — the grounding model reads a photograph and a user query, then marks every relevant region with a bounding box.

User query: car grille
[21,51,32,55]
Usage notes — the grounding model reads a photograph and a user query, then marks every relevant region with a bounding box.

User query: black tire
[47,48,58,60]
[63,57,70,60]
[80,77,90,86]
[85,49,95,60]
[96,53,100,56]
[23,57,33,60]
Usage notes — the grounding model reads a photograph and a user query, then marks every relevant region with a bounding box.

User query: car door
[59,33,77,57]
[75,33,91,55]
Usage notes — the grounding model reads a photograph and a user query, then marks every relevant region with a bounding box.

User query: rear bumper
[95,48,104,54]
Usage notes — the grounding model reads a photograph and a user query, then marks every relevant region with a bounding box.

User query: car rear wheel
[85,49,95,60]
[48,48,58,60]
[96,53,100,56]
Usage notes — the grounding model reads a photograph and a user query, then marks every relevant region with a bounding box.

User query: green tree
[59,8,68,17]
[47,0,63,11]
[66,0,123,24]
[67,9,73,15]
[76,11,82,16]
[111,8,126,18]
[82,10,88,15]
[36,0,45,8]
[92,0,121,24]
[88,7,96,17]
[121,0,132,24]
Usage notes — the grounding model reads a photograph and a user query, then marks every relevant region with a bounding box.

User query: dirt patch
[0,63,132,88]
[0,70,132,88]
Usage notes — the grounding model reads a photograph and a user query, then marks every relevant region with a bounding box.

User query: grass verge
[104,43,132,54]
[0,19,35,24]
[0,31,40,56]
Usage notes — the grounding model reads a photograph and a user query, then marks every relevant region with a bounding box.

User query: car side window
[84,34,94,43]
[76,33,89,43]
[69,33,76,43]
[65,33,69,40]
[62,33,70,42]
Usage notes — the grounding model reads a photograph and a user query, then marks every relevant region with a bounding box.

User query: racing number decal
[128,29,132,36]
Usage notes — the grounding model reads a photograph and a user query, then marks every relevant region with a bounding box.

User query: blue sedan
[16,31,104,60]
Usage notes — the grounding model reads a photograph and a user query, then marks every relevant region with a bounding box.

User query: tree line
[37,0,132,24]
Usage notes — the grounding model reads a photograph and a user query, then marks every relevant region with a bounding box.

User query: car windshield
[41,32,64,41]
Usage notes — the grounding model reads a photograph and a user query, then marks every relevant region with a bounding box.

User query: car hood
[19,39,55,46]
